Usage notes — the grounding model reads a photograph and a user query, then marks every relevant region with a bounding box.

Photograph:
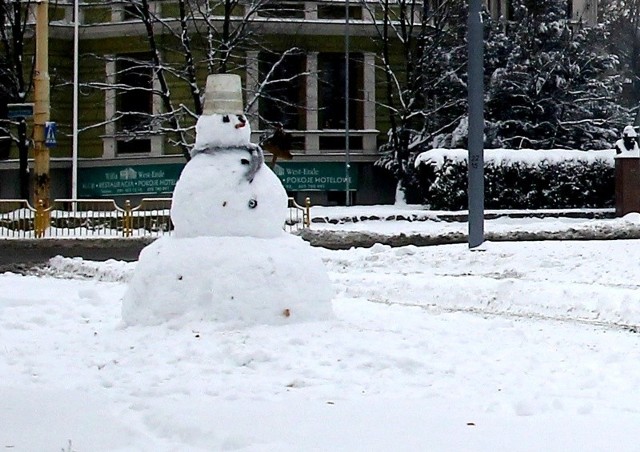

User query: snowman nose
[235,115,247,129]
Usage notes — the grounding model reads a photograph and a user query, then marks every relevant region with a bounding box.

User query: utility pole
[344,0,351,206]
[33,0,50,209]
[467,0,484,248]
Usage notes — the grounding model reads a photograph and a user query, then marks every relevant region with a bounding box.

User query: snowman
[121,74,334,329]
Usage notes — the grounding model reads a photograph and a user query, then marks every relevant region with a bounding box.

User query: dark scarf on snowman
[190,143,264,183]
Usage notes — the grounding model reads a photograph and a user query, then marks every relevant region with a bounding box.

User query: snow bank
[415,148,615,168]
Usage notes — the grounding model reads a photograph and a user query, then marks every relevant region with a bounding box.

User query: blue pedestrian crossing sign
[45,121,57,148]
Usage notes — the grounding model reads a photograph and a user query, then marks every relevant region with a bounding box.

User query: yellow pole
[33,0,50,233]
[124,199,132,237]
[35,199,45,238]
[304,197,311,228]
[33,0,50,207]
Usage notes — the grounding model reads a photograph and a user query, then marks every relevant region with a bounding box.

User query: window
[319,135,363,151]
[258,2,305,19]
[486,0,499,18]
[117,139,151,154]
[258,52,306,130]
[327,190,355,206]
[318,5,362,20]
[123,3,142,21]
[116,53,153,154]
[486,0,513,20]
[318,53,363,130]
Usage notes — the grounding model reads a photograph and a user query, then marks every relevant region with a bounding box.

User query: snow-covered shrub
[414,148,615,210]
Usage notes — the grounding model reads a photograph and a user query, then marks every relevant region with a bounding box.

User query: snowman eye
[237,115,245,123]
[241,158,250,165]
[222,115,230,123]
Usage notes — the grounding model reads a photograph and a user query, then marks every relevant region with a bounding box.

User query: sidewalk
[302,205,638,250]
[309,205,615,224]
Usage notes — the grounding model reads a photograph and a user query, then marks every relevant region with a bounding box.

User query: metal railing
[125,198,173,237]
[0,199,34,238]
[0,197,310,238]
[287,196,311,230]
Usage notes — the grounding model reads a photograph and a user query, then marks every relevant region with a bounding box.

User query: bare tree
[0,0,35,198]
[80,0,310,161]
[363,0,467,200]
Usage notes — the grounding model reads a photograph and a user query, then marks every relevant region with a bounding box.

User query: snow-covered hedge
[413,149,615,210]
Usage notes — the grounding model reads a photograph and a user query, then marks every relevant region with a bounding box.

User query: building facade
[0,0,598,206]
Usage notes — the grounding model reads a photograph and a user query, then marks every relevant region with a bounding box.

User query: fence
[0,197,310,238]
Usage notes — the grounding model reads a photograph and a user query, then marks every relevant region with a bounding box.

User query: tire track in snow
[329,269,640,333]
[363,296,640,334]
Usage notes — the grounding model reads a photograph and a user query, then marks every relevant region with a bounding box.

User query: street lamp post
[344,0,351,206]
[72,0,79,200]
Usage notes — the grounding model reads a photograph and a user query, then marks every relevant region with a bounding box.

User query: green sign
[273,162,357,191]
[78,161,356,197]
[7,103,34,119]
[78,163,185,197]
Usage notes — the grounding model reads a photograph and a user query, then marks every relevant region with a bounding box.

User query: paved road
[3,219,640,269]
[0,238,155,271]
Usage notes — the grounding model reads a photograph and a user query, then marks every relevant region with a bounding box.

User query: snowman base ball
[121,235,335,328]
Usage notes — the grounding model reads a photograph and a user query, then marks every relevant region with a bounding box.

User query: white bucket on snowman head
[203,74,244,115]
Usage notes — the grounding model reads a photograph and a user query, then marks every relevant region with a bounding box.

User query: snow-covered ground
[3,208,640,451]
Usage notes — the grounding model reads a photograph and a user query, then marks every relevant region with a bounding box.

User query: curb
[297,225,640,250]
[0,238,156,270]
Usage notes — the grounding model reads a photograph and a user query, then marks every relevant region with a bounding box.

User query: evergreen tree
[486,0,627,149]
[600,0,640,112]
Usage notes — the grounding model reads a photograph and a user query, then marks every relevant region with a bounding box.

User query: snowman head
[194,112,252,149]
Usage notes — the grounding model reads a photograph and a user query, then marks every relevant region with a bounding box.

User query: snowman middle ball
[171,150,288,239]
